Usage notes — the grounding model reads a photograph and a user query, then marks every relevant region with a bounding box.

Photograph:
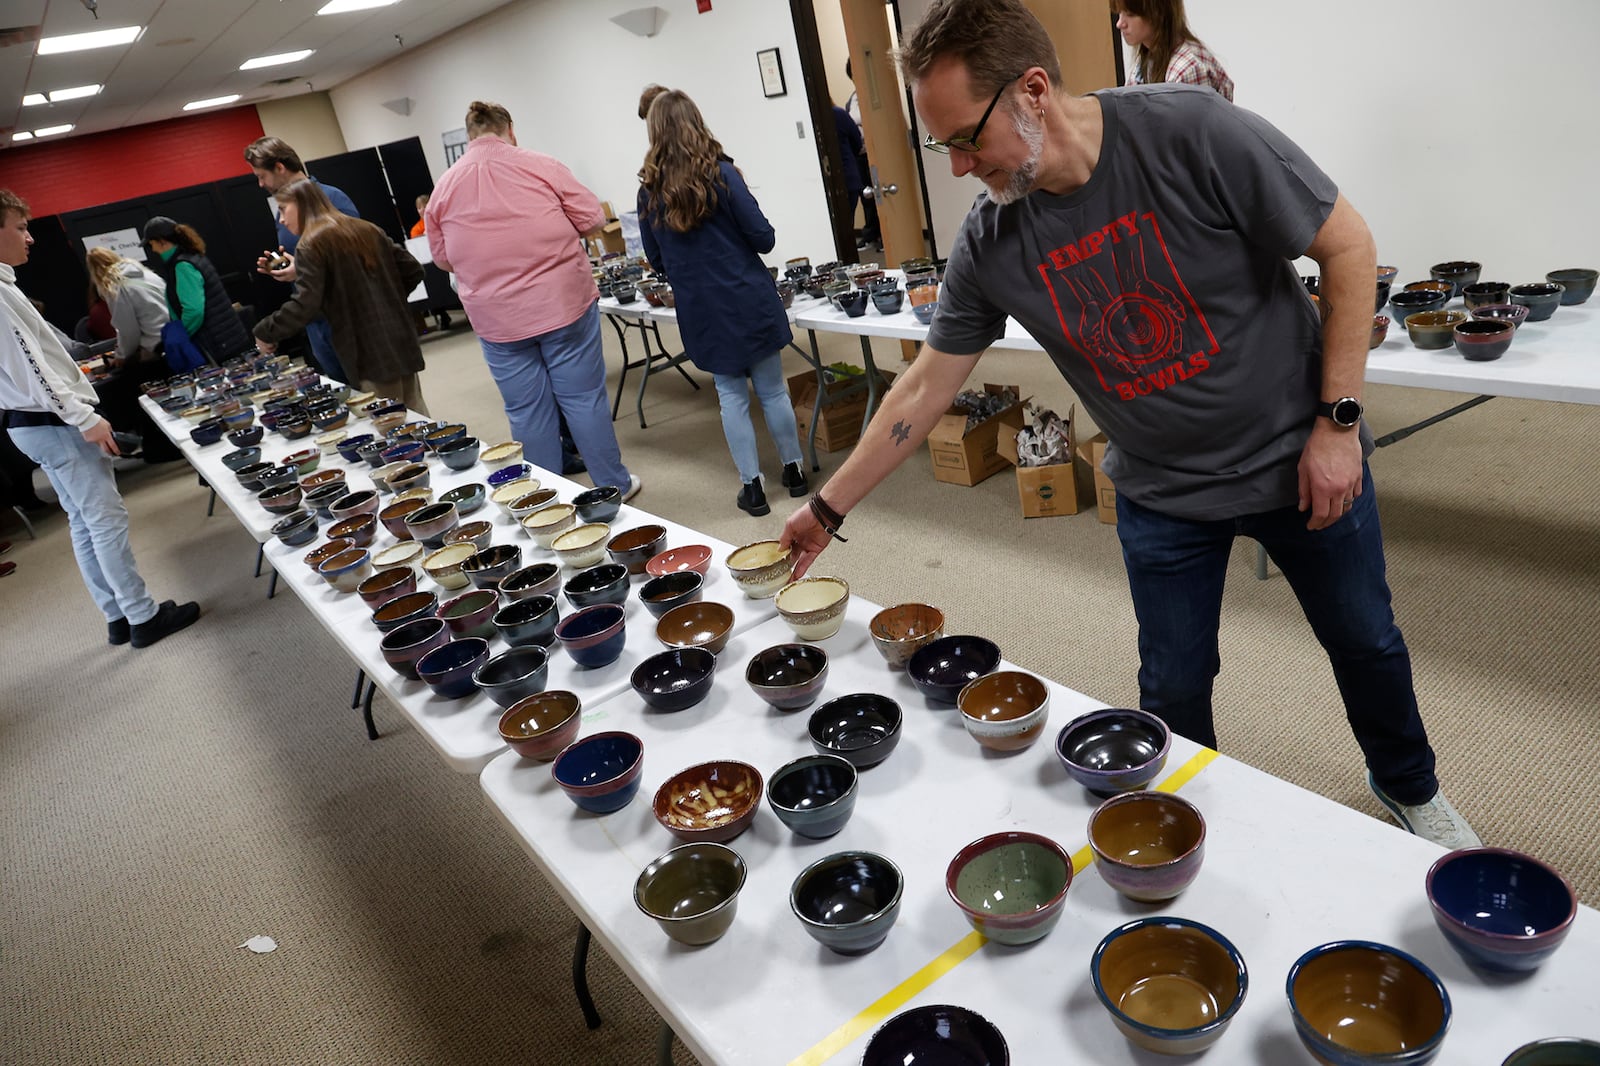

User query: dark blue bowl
[221,445,262,472]
[863,1004,1008,1066]
[552,730,644,813]
[630,647,716,712]
[493,595,561,648]
[487,463,532,489]
[416,636,491,700]
[437,436,481,471]
[336,433,374,463]
[572,485,622,524]
[381,441,425,466]
[1509,283,1564,322]
[1426,847,1576,972]
[226,426,264,449]
[554,603,627,668]
[911,301,937,325]
[564,563,631,609]
[190,420,226,447]
[471,645,550,710]
[907,635,1002,704]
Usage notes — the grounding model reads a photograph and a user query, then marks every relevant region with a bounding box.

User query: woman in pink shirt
[425,101,637,499]
[1117,0,1234,102]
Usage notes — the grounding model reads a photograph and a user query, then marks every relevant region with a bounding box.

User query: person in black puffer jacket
[141,216,252,364]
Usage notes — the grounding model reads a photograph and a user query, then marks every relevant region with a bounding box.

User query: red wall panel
[0,107,267,218]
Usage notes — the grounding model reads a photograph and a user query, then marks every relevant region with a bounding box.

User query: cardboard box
[1077,432,1116,524]
[998,405,1082,518]
[926,384,1024,487]
[788,368,895,453]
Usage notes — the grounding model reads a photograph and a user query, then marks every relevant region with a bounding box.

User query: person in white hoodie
[0,189,199,647]
[85,246,178,462]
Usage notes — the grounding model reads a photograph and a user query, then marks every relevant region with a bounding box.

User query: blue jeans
[9,424,158,626]
[712,352,803,484]
[477,302,630,492]
[305,318,349,385]
[1114,464,1437,804]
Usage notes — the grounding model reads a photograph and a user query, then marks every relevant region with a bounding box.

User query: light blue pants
[477,302,631,493]
[9,424,158,625]
[712,351,803,484]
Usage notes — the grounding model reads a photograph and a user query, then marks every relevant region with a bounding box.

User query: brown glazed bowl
[445,519,495,552]
[498,690,582,761]
[1404,309,1468,350]
[656,601,735,654]
[304,537,355,572]
[1091,917,1248,1056]
[378,496,429,540]
[868,603,947,668]
[1287,942,1450,1065]
[499,562,563,602]
[956,670,1050,753]
[355,563,417,608]
[651,760,764,844]
[327,513,378,548]
[606,523,669,575]
[1369,314,1390,350]
[1088,790,1207,901]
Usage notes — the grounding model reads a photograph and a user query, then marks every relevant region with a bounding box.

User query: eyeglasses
[923,74,1022,155]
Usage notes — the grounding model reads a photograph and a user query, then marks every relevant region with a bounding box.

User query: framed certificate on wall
[757,47,786,98]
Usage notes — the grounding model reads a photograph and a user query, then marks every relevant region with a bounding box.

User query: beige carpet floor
[2,319,1596,1065]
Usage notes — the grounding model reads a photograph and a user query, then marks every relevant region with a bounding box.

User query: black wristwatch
[1316,396,1364,428]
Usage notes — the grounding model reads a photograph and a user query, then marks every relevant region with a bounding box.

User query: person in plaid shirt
[1117,0,1234,102]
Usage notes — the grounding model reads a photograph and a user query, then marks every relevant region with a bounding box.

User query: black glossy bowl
[471,645,550,710]
[499,562,562,602]
[808,693,902,769]
[564,562,631,609]
[630,647,717,712]
[493,594,561,648]
[907,635,1002,704]
[863,1005,1009,1066]
[746,643,829,711]
[461,544,522,591]
[638,571,704,618]
[572,485,623,525]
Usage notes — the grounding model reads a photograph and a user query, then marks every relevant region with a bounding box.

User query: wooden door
[1023,0,1121,95]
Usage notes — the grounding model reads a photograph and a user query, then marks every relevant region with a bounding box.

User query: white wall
[328,0,836,266]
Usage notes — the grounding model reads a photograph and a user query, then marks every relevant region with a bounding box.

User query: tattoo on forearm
[889,420,911,446]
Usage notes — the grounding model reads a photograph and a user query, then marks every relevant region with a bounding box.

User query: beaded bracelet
[809,494,848,543]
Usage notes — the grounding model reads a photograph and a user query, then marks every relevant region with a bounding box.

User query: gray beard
[986,104,1044,206]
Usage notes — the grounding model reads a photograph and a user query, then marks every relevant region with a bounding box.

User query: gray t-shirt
[929,84,1367,520]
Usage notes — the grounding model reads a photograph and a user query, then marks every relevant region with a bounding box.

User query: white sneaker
[1368,773,1482,850]
[621,473,642,502]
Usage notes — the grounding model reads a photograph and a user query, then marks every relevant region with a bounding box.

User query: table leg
[254,544,265,578]
[266,568,279,600]
[605,314,634,422]
[360,680,379,741]
[1374,394,1494,448]
[859,336,883,438]
[636,340,653,429]
[206,487,216,518]
[806,331,825,472]
[653,323,699,391]
[1255,543,1269,581]
[10,505,36,540]
[572,921,603,1030]
[656,1021,676,1065]
[350,669,367,710]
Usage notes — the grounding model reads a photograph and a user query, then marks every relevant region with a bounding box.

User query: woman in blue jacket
[638,90,807,517]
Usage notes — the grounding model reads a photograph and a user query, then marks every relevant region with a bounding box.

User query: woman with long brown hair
[637,89,806,517]
[1117,0,1233,101]
[253,179,430,412]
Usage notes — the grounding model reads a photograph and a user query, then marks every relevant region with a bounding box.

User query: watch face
[1333,398,1363,426]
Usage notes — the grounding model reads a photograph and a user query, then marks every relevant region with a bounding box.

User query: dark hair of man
[897,0,1062,95]
[244,136,305,174]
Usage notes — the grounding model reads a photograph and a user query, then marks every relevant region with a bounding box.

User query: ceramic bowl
[862,1006,1008,1066]
[479,440,524,470]
[1429,260,1480,295]
[774,577,850,641]
[258,465,299,493]
[235,461,276,493]
[766,754,857,839]
[633,842,747,947]
[356,440,390,468]
[436,435,481,471]
[221,445,263,472]
[493,594,561,648]
[299,467,345,492]
[1373,280,1391,314]
[564,562,630,609]
[1461,281,1511,309]
[631,647,717,713]
[303,483,349,520]
[1425,846,1576,972]
[790,850,903,955]
[508,487,559,522]
[371,590,439,633]
[441,522,490,555]
[437,588,500,640]
[554,603,627,668]
[551,522,612,570]
[868,603,946,669]
[1287,941,1450,1066]
[416,636,491,701]
[1389,289,1449,322]
[304,537,354,572]
[1501,1039,1600,1065]
[281,447,320,473]
[377,497,427,540]
[499,562,562,603]
[490,478,539,514]
[189,420,226,447]
[957,670,1050,753]
[371,540,425,575]
[317,546,371,593]
[422,542,478,591]
[1376,264,1399,287]
[271,510,318,548]
[369,461,408,496]
[335,433,374,464]
[906,634,1002,704]
[356,562,416,608]
[1055,707,1172,796]
[1404,309,1469,350]
[378,616,449,680]
[725,540,793,599]
[1471,302,1530,330]
[521,503,577,548]
[314,429,347,455]
[422,422,467,452]
[652,759,762,843]
[1453,318,1514,362]
[946,831,1072,946]
[1092,917,1248,1056]
[605,524,668,575]
[226,427,265,450]
[655,601,734,655]
[1509,282,1565,322]
[370,411,407,435]
[327,513,377,548]
[404,501,460,549]
[329,488,380,521]
[472,645,550,710]
[486,462,532,490]
[644,544,713,578]
[745,643,829,711]
[572,485,623,524]
[461,544,523,592]
[552,730,644,814]
[808,693,902,769]
[1369,314,1390,350]
[637,571,703,618]
[1089,790,1207,901]
[258,484,304,517]
[1546,267,1597,305]
[386,461,430,496]
[911,301,938,326]
[498,690,581,761]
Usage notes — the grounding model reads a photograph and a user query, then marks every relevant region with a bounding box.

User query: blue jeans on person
[8,424,158,626]
[305,318,349,385]
[712,351,804,484]
[477,302,630,492]
[1114,463,1438,804]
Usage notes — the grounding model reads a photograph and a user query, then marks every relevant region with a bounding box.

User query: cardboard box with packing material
[926,384,1024,487]
[1077,432,1116,524]
[788,368,896,452]
[997,405,1083,518]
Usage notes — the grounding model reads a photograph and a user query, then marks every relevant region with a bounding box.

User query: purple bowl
[554,603,627,668]
[906,635,1001,704]
[1087,791,1206,902]
[416,636,491,700]
[1055,707,1171,796]
[1470,302,1529,331]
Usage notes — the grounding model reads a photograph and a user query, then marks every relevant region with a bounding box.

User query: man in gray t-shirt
[780,0,1478,850]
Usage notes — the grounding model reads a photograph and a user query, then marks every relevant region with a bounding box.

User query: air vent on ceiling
[0,25,43,48]
[263,76,300,86]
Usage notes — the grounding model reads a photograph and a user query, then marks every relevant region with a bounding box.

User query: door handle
[862,182,897,201]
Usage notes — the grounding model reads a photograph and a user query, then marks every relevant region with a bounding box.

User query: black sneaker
[780,462,810,498]
[114,599,175,646]
[130,600,201,648]
[737,479,770,517]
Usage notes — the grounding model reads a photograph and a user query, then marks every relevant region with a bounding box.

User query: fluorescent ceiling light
[37,26,143,55]
[49,84,104,102]
[182,94,241,111]
[22,93,47,107]
[240,49,314,70]
[33,124,75,137]
[317,0,401,14]
[12,132,33,141]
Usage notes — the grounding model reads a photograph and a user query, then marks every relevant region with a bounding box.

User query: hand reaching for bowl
[780,504,831,580]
